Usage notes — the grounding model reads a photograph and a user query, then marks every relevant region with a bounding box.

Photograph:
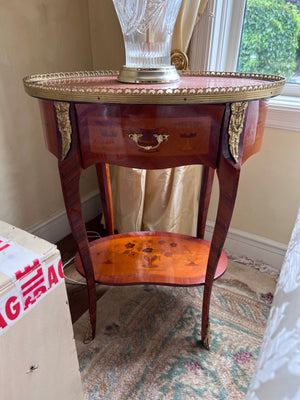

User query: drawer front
[76,103,225,169]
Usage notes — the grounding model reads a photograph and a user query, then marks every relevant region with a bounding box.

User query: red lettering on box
[0,312,8,329]
[57,259,64,279]
[19,267,47,310]
[0,243,10,252]
[5,296,21,321]
[15,259,40,280]
[21,268,45,297]
[48,265,58,289]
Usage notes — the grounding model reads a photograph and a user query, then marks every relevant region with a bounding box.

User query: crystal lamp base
[117,66,180,84]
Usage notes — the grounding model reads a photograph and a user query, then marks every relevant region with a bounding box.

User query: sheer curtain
[110,0,208,235]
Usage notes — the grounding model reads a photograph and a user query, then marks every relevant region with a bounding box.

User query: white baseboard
[204,220,287,272]
[28,191,101,244]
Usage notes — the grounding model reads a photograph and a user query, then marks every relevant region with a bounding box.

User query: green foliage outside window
[238,0,300,80]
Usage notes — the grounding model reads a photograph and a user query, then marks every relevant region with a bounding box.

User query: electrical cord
[62,230,101,285]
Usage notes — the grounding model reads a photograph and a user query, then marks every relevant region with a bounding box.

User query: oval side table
[23,71,285,349]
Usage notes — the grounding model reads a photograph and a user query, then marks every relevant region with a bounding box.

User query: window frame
[189,0,300,132]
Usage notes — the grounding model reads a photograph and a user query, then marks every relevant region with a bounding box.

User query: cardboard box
[0,221,83,400]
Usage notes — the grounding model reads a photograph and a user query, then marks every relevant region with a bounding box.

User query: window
[237,0,300,95]
[189,0,300,131]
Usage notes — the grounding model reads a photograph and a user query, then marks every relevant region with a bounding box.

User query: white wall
[88,0,124,70]
[0,0,97,236]
[207,127,300,245]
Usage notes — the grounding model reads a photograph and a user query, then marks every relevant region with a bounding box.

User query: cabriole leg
[59,161,97,341]
[201,161,240,349]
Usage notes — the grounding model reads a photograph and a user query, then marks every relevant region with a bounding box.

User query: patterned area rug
[73,260,277,400]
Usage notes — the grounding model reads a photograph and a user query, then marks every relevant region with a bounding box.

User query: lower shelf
[75,231,227,286]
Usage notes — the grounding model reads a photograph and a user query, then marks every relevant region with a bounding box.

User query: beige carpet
[72,260,277,400]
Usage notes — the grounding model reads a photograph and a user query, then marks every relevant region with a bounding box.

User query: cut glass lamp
[112,0,183,83]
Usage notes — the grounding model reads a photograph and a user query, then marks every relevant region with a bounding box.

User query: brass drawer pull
[128,133,169,151]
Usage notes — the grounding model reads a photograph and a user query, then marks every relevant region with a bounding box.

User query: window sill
[266,96,300,132]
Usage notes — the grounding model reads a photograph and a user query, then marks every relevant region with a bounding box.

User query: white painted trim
[266,96,300,132]
[281,83,300,98]
[204,220,287,272]
[223,0,246,71]
[27,191,101,244]
[189,0,299,132]
[189,0,246,71]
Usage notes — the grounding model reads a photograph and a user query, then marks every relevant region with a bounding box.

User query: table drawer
[76,103,225,169]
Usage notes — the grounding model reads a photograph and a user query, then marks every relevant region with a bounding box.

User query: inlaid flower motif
[125,242,135,249]
[234,352,252,365]
[143,247,153,253]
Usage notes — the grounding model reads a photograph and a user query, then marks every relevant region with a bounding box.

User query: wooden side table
[23,71,284,348]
